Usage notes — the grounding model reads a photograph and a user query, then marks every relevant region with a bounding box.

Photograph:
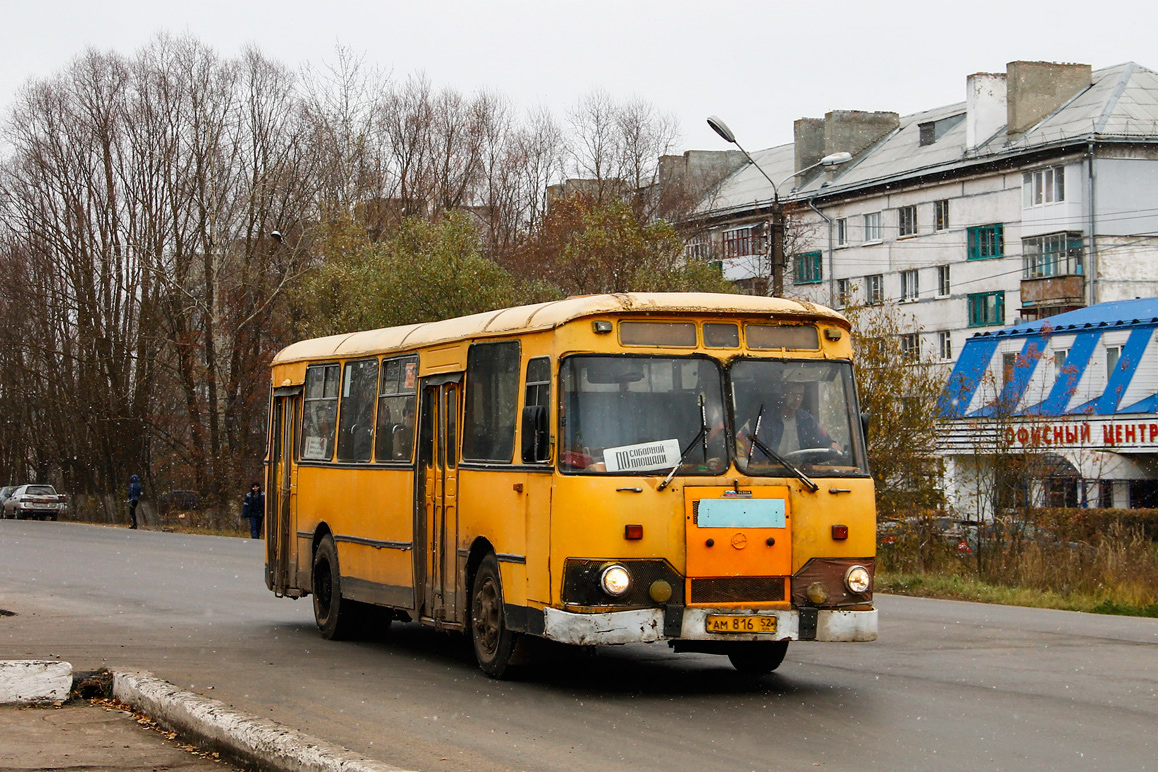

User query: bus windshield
[730,358,867,477]
[560,355,728,474]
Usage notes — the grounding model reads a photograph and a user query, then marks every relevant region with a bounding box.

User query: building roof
[939,297,1158,420]
[701,62,1158,218]
[271,292,848,364]
[975,297,1158,339]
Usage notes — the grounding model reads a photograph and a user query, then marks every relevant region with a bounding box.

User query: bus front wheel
[727,640,789,675]
[471,554,520,679]
[312,535,356,640]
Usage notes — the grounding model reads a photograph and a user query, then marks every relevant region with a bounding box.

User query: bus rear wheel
[312,535,357,640]
[727,640,789,675]
[471,554,520,679]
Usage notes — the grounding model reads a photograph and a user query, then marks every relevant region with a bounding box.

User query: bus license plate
[706,615,777,634]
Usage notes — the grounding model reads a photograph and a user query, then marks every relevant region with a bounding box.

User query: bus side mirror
[861,411,871,440]
[522,405,550,463]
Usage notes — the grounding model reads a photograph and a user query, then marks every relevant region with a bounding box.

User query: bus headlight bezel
[600,564,632,597]
[844,565,871,595]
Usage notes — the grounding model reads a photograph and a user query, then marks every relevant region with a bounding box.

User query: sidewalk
[0,700,238,772]
[0,662,413,772]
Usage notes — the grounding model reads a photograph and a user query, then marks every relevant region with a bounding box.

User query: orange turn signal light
[624,524,644,540]
[831,524,849,540]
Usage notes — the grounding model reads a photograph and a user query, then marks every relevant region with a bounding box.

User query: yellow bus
[265,293,876,677]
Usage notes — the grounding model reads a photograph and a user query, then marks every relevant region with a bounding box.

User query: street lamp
[707,115,851,297]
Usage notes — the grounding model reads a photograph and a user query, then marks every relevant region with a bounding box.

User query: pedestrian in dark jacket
[127,474,142,529]
[242,482,265,540]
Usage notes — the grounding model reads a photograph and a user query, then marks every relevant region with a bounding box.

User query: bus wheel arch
[311,530,357,640]
[468,546,522,679]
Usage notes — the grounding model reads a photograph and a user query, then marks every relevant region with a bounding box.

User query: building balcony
[1020,274,1085,321]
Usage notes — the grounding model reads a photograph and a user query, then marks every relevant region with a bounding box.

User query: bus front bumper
[541,606,877,646]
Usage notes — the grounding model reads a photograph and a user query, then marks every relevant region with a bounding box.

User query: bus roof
[271,292,847,365]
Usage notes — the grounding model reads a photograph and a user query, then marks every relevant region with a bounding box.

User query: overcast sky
[2,0,1153,153]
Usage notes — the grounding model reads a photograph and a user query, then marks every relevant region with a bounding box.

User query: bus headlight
[844,565,871,595]
[600,564,632,597]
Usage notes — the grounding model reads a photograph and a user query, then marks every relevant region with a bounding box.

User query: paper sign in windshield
[603,439,681,472]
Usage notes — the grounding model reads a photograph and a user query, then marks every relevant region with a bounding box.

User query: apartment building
[688,61,1158,366]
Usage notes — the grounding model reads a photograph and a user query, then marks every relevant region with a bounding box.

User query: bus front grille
[689,577,786,604]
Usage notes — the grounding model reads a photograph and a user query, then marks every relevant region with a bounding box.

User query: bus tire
[727,640,789,675]
[470,554,520,679]
[312,535,356,640]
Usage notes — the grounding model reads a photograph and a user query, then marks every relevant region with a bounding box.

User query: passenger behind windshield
[741,382,841,456]
[731,359,866,476]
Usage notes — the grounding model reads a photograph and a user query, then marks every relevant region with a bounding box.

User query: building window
[1023,166,1065,207]
[836,218,847,246]
[968,291,1005,327]
[867,274,883,305]
[967,224,1004,260]
[936,265,951,297]
[684,233,708,261]
[796,253,824,287]
[898,205,917,237]
[836,278,851,308]
[1099,480,1114,508]
[1054,350,1068,378]
[794,251,823,285]
[722,225,758,259]
[1002,352,1017,387]
[900,333,920,361]
[1107,346,1121,381]
[900,269,919,302]
[1023,232,1083,278]
[863,212,882,242]
[934,199,949,231]
[938,331,952,360]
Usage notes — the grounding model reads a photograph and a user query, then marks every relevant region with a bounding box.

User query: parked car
[0,486,15,508]
[2,484,67,520]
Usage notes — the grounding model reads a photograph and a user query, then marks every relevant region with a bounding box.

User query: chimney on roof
[794,117,826,174]
[966,72,1007,149]
[794,111,899,176]
[1006,61,1092,136]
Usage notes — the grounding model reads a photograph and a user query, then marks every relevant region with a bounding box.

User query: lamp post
[707,115,851,297]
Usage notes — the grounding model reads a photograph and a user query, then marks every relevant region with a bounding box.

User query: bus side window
[463,342,520,463]
[301,364,340,460]
[522,357,551,463]
[336,359,378,463]
[375,356,418,463]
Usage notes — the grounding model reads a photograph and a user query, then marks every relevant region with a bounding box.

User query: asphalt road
[0,520,1155,771]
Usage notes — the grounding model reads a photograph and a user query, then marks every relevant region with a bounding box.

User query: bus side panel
[293,465,416,610]
[457,468,529,609]
[523,472,553,607]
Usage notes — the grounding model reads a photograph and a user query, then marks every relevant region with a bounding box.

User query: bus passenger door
[267,391,298,595]
[415,378,461,626]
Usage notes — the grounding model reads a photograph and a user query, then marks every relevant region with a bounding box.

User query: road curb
[0,660,73,704]
[112,670,415,772]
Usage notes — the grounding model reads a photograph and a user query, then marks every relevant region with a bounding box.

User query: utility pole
[770,198,785,298]
[707,115,851,297]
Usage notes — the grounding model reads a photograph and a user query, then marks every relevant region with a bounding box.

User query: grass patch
[879,570,1158,618]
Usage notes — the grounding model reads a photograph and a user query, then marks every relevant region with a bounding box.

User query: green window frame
[968,291,1005,327]
[967,224,1004,260]
[793,251,823,284]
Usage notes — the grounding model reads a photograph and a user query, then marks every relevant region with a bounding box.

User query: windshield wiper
[744,405,819,493]
[658,395,709,491]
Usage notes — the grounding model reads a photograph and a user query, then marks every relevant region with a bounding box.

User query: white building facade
[690,61,1158,365]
